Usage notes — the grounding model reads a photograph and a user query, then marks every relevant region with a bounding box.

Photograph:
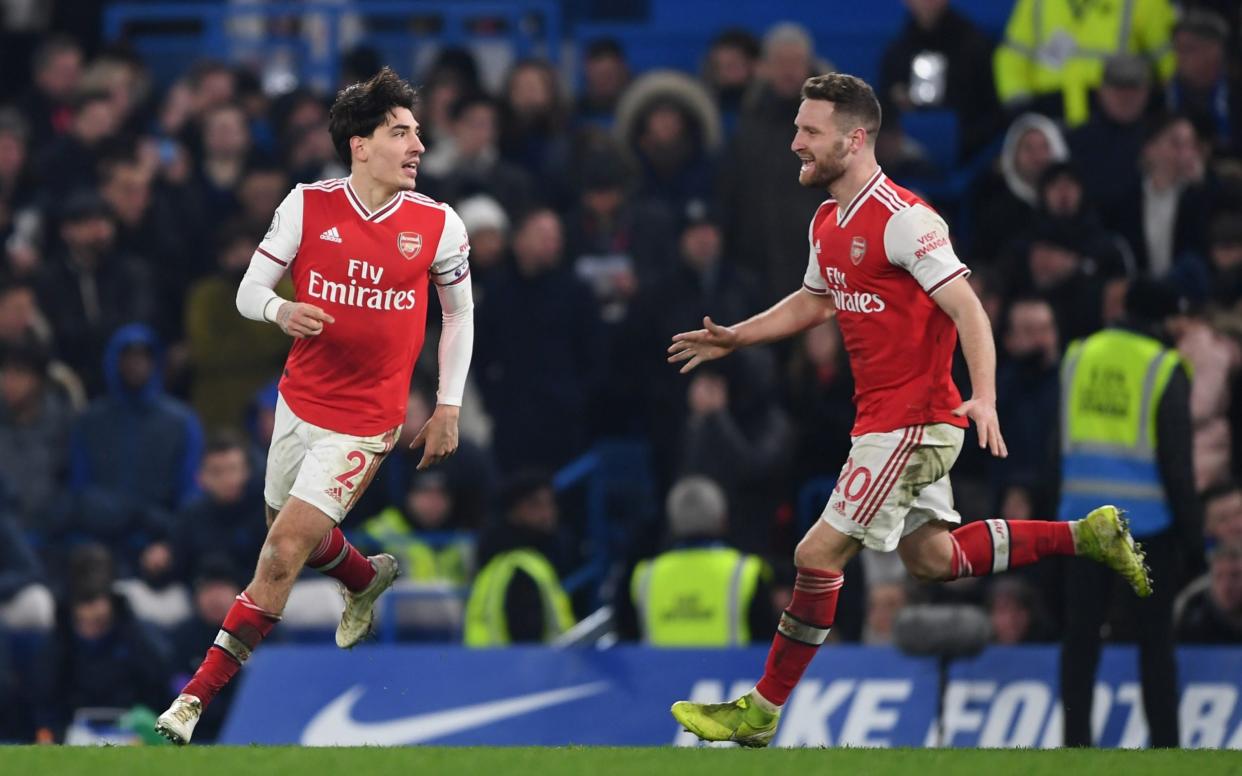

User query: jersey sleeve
[884,203,970,295]
[430,206,471,286]
[802,209,829,295]
[255,186,304,267]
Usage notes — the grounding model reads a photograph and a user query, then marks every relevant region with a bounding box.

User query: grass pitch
[1,746,1238,776]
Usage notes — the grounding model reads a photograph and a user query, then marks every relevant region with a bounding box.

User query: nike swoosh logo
[300,681,611,745]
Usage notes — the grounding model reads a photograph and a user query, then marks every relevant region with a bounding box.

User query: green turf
[1,746,1239,776]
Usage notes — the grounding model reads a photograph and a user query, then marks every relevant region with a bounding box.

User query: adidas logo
[325,486,343,502]
[320,226,342,243]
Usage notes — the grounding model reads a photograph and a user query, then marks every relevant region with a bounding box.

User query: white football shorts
[819,422,965,552]
[264,393,400,524]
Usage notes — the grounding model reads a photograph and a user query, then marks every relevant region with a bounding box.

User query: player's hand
[275,302,335,338]
[952,397,1008,458]
[411,404,460,470]
[668,316,739,374]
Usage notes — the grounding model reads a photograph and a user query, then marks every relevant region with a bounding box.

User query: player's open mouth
[402,161,418,176]
[798,157,814,173]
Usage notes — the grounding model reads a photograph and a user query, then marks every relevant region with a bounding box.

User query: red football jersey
[256,178,470,436]
[802,168,970,436]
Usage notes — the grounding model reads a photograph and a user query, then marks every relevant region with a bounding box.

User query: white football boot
[335,553,399,648]
[155,693,203,745]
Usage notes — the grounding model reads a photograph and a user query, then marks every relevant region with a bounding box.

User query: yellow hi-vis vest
[1058,328,1182,537]
[630,547,767,646]
[994,0,1176,126]
[463,549,575,646]
[360,508,472,585]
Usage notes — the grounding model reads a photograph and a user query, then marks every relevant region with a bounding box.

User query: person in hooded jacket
[969,113,1069,263]
[63,324,204,576]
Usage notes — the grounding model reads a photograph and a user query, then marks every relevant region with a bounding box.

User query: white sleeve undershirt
[434,274,474,406]
[236,254,288,323]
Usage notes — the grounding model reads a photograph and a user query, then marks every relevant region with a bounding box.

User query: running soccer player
[666,73,1151,747]
[155,67,474,745]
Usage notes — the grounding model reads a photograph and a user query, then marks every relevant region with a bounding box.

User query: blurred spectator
[1169,307,1242,490]
[14,35,82,152]
[678,349,793,555]
[576,38,631,130]
[784,320,855,490]
[0,500,54,634]
[0,343,72,533]
[717,22,825,305]
[862,581,907,645]
[994,297,1060,503]
[970,113,1068,263]
[0,109,33,234]
[1206,213,1242,309]
[455,194,510,305]
[1204,482,1242,546]
[701,28,760,136]
[878,0,1000,162]
[618,475,775,645]
[1024,162,1132,277]
[1102,113,1212,279]
[993,0,1176,126]
[33,89,120,204]
[1175,540,1242,643]
[193,103,252,227]
[563,140,677,315]
[36,581,171,741]
[358,471,474,585]
[33,190,157,391]
[1167,10,1240,156]
[66,324,204,574]
[1067,54,1155,215]
[1015,220,1103,344]
[233,166,289,246]
[465,472,576,646]
[988,577,1052,644]
[498,59,572,205]
[80,52,149,140]
[167,555,242,743]
[614,71,722,216]
[628,196,760,446]
[418,94,535,217]
[416,48,484,148]
[475,208,603,472]
[184,225,289,432]
[360,384,497,531]
[171,431,266,587]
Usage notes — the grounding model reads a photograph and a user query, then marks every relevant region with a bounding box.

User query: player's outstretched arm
[668,289,835,374]
[933,276,1008,458]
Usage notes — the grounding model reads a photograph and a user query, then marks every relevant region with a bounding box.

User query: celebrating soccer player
[155,67,474,745]
[667,73,1152,747]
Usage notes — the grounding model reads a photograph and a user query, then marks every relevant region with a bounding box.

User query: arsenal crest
[850,236,867,265]
[397,232,422,260]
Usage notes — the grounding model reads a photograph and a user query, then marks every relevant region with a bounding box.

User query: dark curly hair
[328,66,418,167]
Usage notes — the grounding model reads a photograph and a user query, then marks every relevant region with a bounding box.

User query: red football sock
[306,526,376,592]
[182,592,279,707]
[949,519,1076,578]
[754,568,843,707]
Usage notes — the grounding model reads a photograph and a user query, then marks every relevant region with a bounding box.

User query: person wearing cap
[622,476,774,646]
[1167,9,1239,155]
[1056,276,1202,748]
[1068,53,1155,210]
[994,0,1176,127]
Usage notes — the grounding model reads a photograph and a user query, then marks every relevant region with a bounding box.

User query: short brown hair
[801,73,882,139]
[328,66,418,166]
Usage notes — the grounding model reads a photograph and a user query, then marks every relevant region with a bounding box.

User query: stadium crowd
[0,0,1240,744]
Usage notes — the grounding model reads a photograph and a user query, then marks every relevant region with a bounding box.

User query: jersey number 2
[336,451,367,490]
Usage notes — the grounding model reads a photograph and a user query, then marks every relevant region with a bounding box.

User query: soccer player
[155,67,474,745]
[666,73,1151,747]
